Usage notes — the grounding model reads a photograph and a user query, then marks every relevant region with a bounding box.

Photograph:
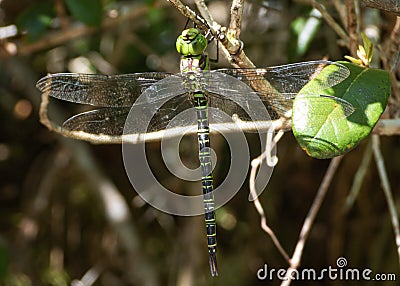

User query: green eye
[292,61,390,159]
[176,28,208,56]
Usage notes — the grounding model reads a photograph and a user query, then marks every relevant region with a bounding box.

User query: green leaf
[288,8,321,60]
[42,268,69,286]
[147,7,165,25]
[344,55,363,66]
[16,1,54,42]
[65,0,103,26]
[292,61,390,159]
[361,32,374,64]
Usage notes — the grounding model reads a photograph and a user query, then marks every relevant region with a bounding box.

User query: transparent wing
[62,93,195,136]
[61,92,273,136]
[43,60,354,137]
[36,72,186,107]
[207,90,353,128]
[309,95,355,116]
[214,60,350,95]
[362,0,400,15]
[63,107,131,135]
[140,93,273,135]
[204,60,353,117]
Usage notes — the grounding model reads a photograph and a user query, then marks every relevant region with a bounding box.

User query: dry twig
[280,156,343,286]
[345,0,359,55]
[343,139,373,213]
[372,135,400,266]
[249,129,289,262]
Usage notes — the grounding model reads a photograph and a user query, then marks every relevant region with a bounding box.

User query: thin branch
[71,263,105,286]
[372,135,400,266]
[343,139,373,213]
[280,156,343,286]
[54,0,69,29]
[167,0,210,31]
[384,16,400,66]
[228,0,244,39]
[249,129,290,262]
[332,0,347,27]
[194,0,215,25]
[382,17,400,104]
[39,91,292,144]
[39,91,400,145]
[372,119,400,135]
[168,0,255,68]
[345,0,359,56]
[295,0,349,45]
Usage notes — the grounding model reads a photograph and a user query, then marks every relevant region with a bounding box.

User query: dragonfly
[36,27,354,276]
[362,0,400,15]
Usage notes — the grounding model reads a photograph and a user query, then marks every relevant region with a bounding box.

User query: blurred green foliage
[16,1,54,42]
[65,0,103,26]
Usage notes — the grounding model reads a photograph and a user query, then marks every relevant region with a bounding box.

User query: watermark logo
[257,257,396,281]
[121,73,275,216]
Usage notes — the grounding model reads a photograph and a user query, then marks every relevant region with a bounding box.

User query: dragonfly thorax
[180,54,209,73]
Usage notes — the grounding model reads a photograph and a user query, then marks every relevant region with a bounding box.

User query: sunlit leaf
[344,55,363,65]
[361,33,374,64]
[292,61,390,159]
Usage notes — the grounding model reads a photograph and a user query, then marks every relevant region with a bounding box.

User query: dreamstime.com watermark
[257,257,396,282]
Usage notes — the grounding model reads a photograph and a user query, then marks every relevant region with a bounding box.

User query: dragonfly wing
[294,94,355,120]
[250,94,355,119]
[318,95,355,117]
[202,70,289,120]
[214,60,350,94]
[63,107,131,135]
[205,93,278,133]
[62,93,195,136]
[362,0,400,15]
[36,72,186,107]
[141,94,196,133]
[206,61,353,118]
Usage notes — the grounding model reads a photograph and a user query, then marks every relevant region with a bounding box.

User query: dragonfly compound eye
[176,28,208,56]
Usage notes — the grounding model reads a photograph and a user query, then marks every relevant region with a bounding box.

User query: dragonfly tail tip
[209,253,218,277]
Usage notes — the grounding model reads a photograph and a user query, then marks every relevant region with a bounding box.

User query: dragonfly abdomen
[193,92,218,276]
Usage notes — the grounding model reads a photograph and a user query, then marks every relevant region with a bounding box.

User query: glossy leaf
[65,0,103,26]
[292,61,390,159]
[16,1,54,42]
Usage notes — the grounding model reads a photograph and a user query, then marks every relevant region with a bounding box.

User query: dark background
[0,0,399,285]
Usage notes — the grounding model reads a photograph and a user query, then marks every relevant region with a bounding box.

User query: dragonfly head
[176,28,207,56]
